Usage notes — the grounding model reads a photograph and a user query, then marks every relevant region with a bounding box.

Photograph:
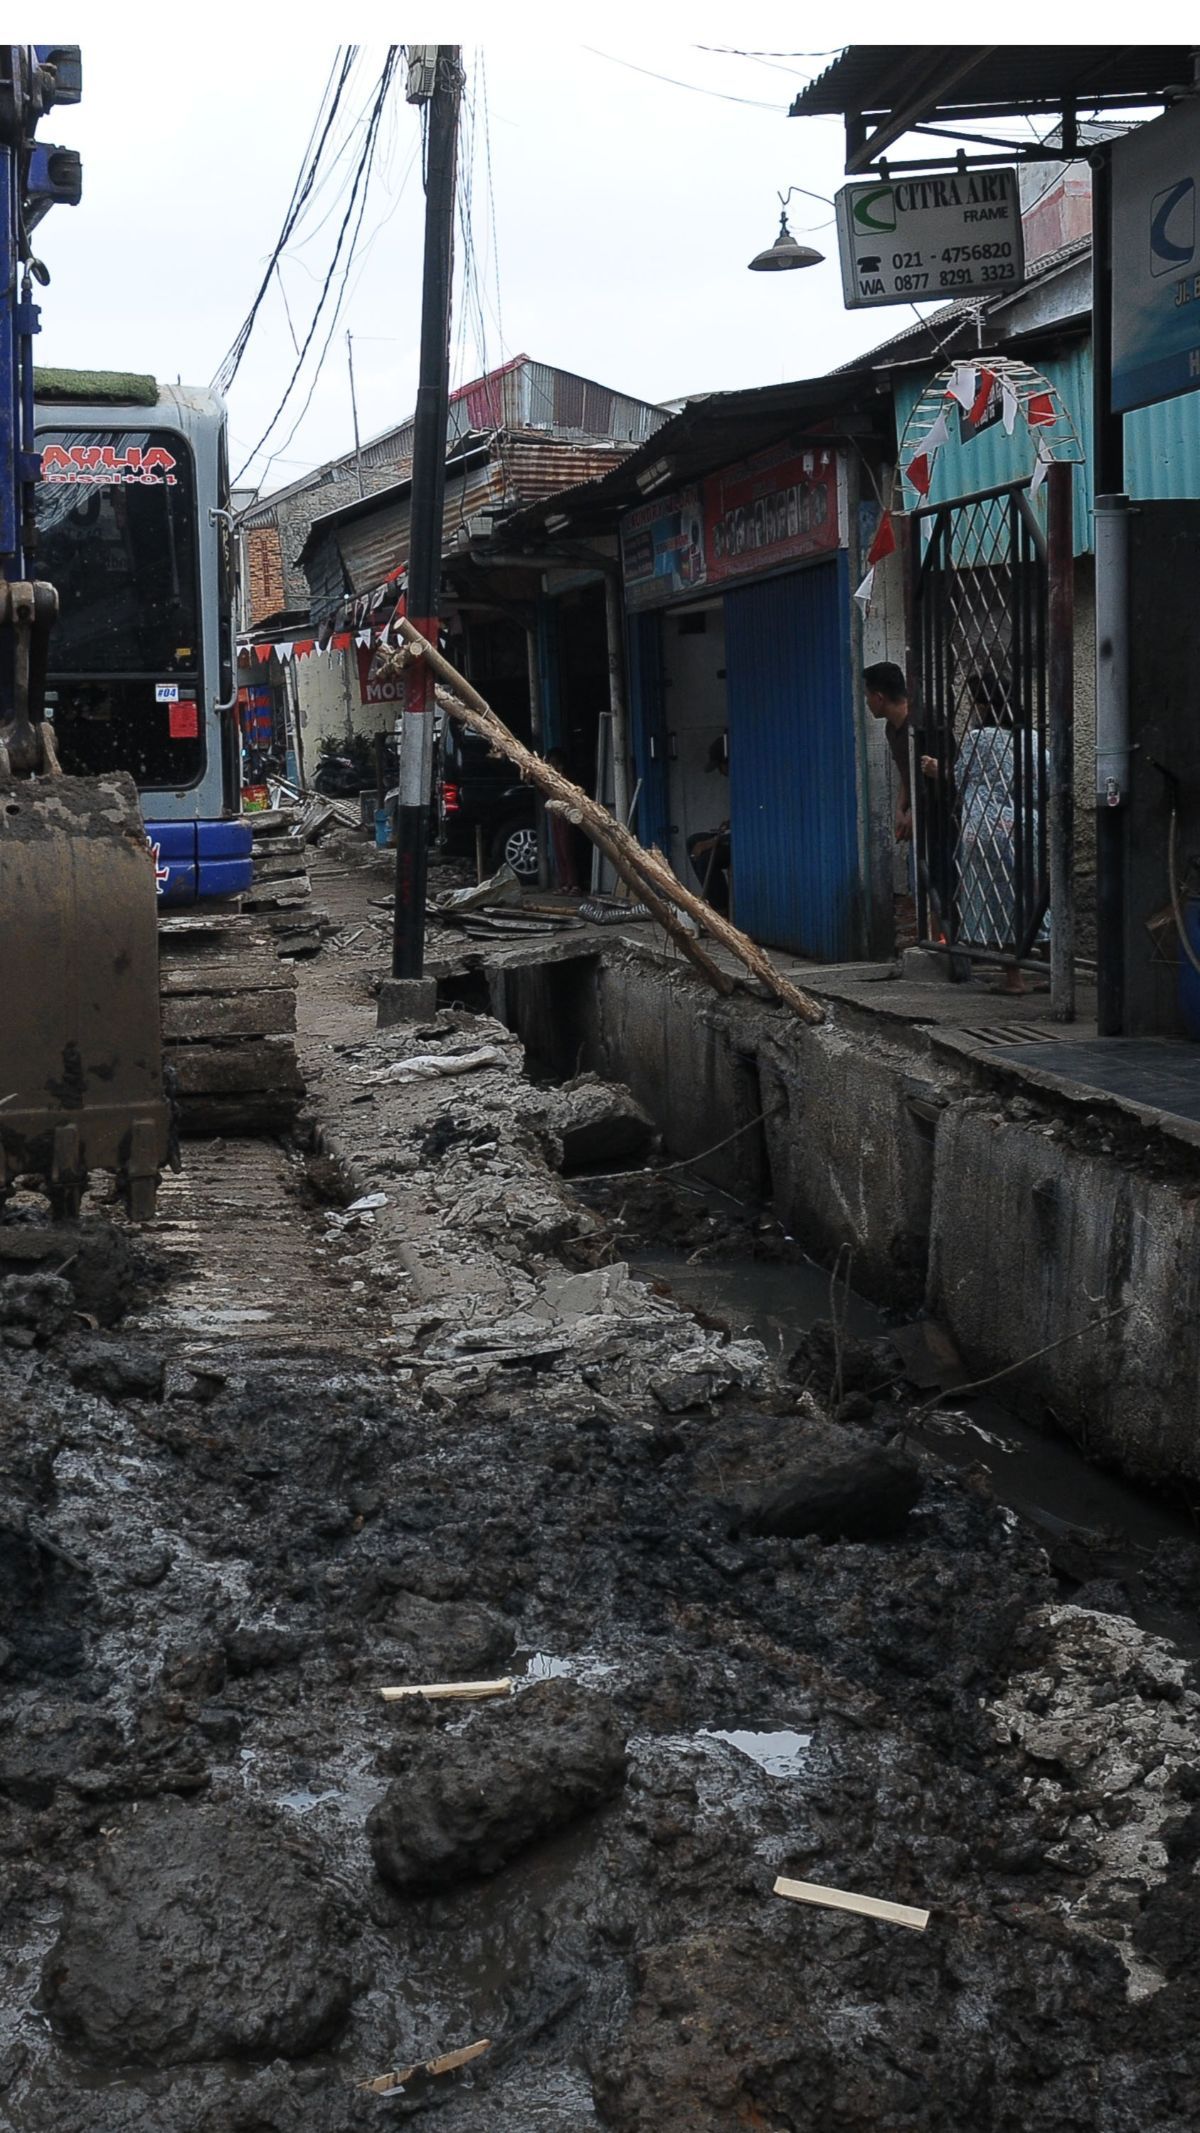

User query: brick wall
[244,524,286,626]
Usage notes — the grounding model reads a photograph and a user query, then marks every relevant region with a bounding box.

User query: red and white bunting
[275,642,294,665]
[947,365,977,412]
[906,451,933,498]
[968,368,997,427]
[866,510,896,568]
[254,643,272,665]
[853,566,876,611]
[923,405,952,455]
[1026,390,1056,427]
[1029,431,1054,498]
[1001,378,1019,436]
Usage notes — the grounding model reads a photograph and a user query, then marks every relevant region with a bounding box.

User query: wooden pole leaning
[383,621,825,1026]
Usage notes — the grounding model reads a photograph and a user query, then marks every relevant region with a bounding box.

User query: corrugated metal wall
[725,557,858,959]
[895,341,1200,556]
[626,610,670,852]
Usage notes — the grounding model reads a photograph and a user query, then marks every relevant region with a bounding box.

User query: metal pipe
[1094,491,1130,1033]
[1046,461,1075,1020]
[604,571,631,830]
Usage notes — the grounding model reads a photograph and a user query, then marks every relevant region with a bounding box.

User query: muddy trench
[3,858,1200,2132]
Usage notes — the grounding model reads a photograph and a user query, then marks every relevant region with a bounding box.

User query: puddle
[630,1247,884,1361]
[276,1785,342,1816]
[701,1727,812,1777]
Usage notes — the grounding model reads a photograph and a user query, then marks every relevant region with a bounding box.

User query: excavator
[0,48,301,1220]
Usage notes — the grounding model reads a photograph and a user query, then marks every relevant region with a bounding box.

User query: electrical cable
[580,46,785,109]
[213,47,358,394]
[233,48,400,488]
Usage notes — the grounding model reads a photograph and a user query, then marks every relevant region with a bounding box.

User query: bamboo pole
[552,800,735,996]
[381,623,825,1024]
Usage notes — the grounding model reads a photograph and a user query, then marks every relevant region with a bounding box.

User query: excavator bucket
[0,770,170,1219]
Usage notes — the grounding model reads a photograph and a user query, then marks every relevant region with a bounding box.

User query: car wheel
[492,817,539,883]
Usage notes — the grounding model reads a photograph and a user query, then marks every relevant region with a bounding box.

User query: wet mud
[3,952,1200,2129]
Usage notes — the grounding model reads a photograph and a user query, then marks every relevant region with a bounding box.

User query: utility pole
[386,44,461,1007]
[346,331,365,499]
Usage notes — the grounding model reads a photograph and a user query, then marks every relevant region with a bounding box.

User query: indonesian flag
[1027,391,1056,426]
[906,451,933,498]
[969,368,997,426]
[866,510,896,567]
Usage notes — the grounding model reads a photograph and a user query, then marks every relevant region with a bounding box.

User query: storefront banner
[356,642,404,705]
[703,442,840,585]
[619,484,706,611]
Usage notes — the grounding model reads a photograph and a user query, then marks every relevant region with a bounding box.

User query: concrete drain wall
[485,945,1200,1492]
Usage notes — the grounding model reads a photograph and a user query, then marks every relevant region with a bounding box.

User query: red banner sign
[703,442,839,585]
[356,643,403,705]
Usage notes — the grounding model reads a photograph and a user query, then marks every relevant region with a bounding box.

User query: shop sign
[356,642,403,705]
[703,442,840,584]
[1112,99,1200,413]
[619,484,706,611]
[835,167,1024,309]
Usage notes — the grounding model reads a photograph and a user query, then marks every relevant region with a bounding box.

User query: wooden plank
[254,847,310,880]
[159,959,296,998]
[359,2039,491,2096]
[379,1677,512,1703]
[773,1877,930,1932]
[162,991,296,1041]
[166,1038,304,1096]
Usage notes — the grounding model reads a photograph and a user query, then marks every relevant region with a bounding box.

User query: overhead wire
[213,47,358,394]
[580,45,785,109]
[233,46,401,489]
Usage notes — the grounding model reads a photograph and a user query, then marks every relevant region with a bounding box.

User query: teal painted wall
[894,341,1200,555]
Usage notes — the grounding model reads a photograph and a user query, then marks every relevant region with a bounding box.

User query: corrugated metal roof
[790,46,1193,120]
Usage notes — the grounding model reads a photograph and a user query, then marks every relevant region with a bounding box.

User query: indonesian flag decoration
[866,510,896,568]
[293,639,315,661]
[1029,431,1054,498]
[254,642,272,664]
[275,642,294,664]
[947,365,977,412]
[331,632,351,653]
[1027,390,1056,427]
[853,566,876,611]
[356,629,372,650]
[906,451,933,499]
[968,368,997,427]
[923,404,952,455]
[1001,377,1020,436]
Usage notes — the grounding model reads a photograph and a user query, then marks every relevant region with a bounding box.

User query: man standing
[863,661,915,843]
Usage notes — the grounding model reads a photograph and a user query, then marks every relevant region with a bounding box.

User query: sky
[29,8,1194,499]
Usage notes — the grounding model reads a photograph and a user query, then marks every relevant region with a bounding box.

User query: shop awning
[789,45,1197,171]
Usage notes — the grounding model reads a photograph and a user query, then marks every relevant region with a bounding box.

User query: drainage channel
[573,1174,1200,1656]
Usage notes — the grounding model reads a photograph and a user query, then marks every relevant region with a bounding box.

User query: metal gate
[906,478,1054,961]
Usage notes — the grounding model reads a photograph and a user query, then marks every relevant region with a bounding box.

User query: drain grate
[959,1021,1063,1047]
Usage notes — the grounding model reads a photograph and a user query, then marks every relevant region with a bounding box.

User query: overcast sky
[32,9,1187,497]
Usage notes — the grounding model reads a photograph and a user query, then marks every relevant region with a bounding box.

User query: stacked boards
[158,914,303,1137]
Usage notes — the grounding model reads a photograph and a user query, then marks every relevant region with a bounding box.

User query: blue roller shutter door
[725,557,857,959]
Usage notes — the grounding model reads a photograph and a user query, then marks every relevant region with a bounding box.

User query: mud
[3,877,1200,2130]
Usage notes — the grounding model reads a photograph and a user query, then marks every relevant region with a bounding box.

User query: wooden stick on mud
[379,1677,513,1702]
[380,623,824,1024]
[774,1876,930,1932]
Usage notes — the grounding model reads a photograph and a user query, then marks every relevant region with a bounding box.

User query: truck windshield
[34,428,199,674]
[33,427,205,788]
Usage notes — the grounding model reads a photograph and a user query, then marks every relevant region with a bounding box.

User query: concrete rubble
[2,928,1200,2132]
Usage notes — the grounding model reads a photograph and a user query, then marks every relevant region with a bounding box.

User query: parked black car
[436,720,539,882]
